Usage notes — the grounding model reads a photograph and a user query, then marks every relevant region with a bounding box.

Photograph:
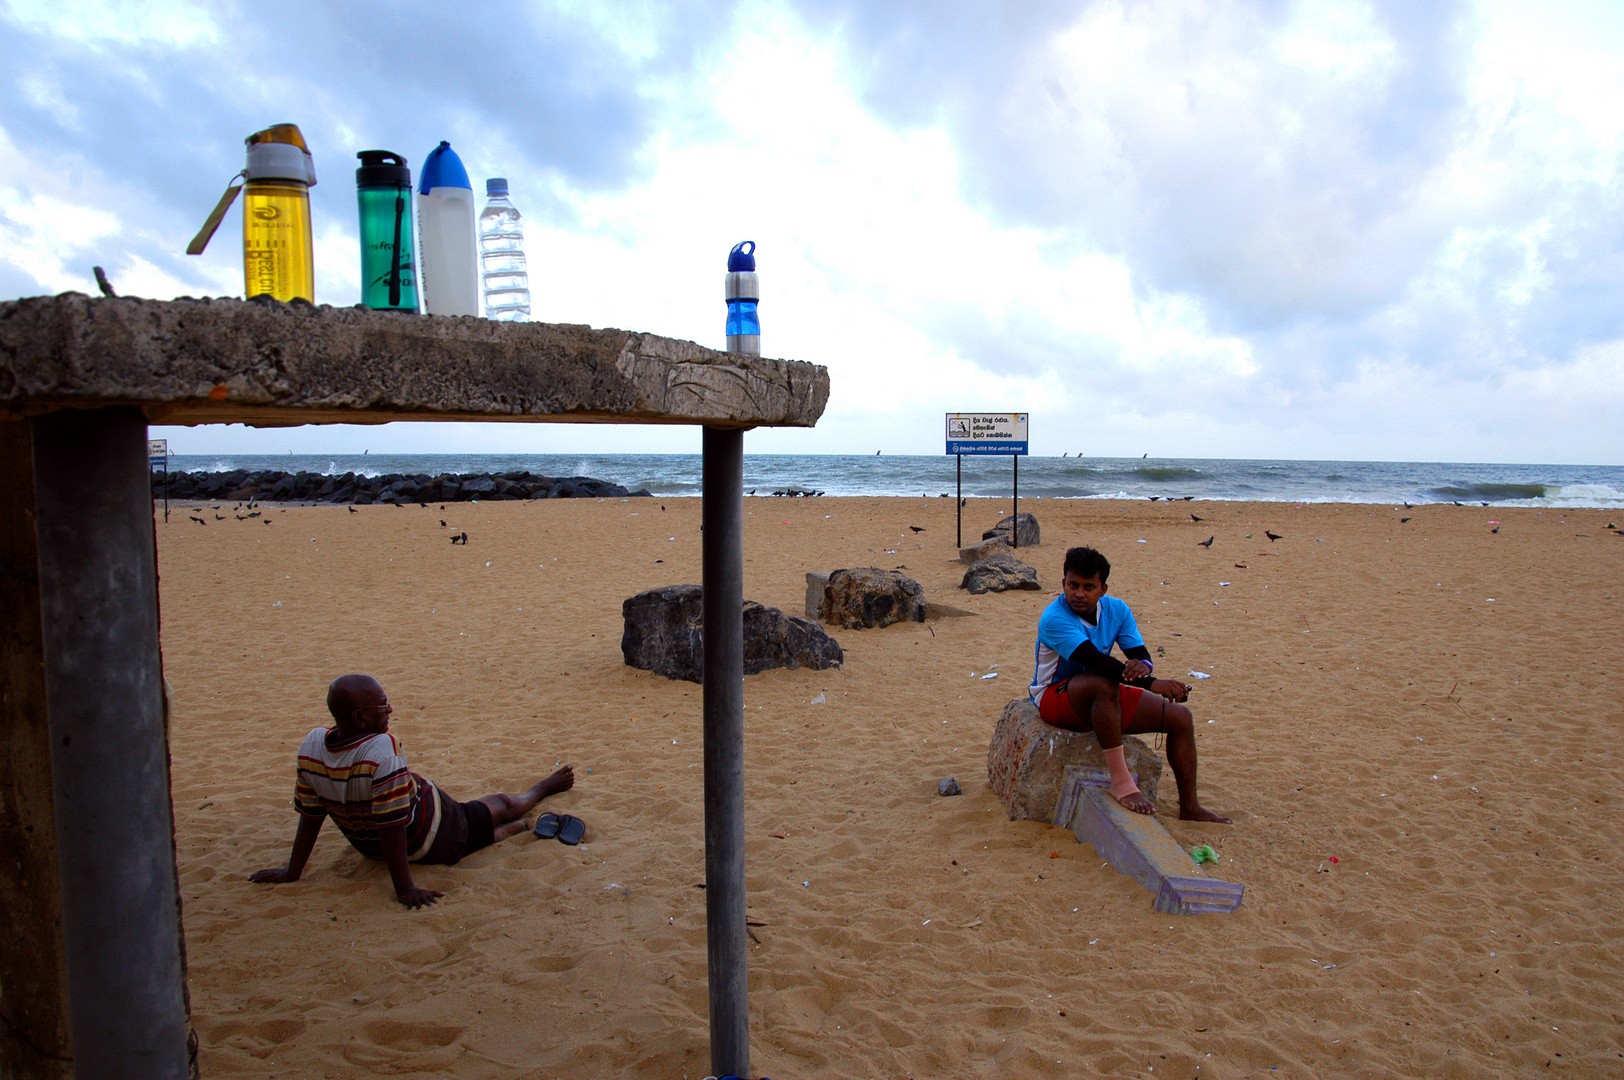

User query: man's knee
[1165,702,1193,734]
[1067,674,1115,703]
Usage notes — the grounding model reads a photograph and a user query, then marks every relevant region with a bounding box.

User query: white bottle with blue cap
[417,141,478,316]
[725,241,759,355]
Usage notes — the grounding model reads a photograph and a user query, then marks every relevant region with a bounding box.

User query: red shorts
[1038,679,1144,728]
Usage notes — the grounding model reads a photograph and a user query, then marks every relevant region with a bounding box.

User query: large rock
[983,512,1040,548]
[960,554,1041,594]
[959,536,1013,564]
[622,584,843,683]
[821,567,926,629]
[987,697,1162,821]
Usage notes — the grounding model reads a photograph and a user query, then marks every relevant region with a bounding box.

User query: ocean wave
[1539,483,1624,506]
[1132,467,1205,482]
[1428,482,1549,501]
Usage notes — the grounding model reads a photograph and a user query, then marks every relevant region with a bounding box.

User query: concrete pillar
[29,408,191,1080]
[701,424,749,1079]
[0,419,73,1079]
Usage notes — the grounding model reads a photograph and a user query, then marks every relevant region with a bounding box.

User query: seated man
[251,674,576,907]
[1030,546,1229,823]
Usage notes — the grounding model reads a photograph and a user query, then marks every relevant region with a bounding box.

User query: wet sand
[156,495,1624,1078]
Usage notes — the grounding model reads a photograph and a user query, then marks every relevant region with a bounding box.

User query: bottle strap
[185,171,246,255]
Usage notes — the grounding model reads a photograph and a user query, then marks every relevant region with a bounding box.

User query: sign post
[946,413,1029,549]
[148,438,168,522]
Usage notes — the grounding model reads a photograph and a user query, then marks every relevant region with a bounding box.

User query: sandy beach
[156,495,1624,1078]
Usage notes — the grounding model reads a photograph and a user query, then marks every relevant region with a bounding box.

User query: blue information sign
[945,412,1028,455]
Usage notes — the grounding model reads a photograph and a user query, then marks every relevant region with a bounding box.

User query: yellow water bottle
[241,124,317,301]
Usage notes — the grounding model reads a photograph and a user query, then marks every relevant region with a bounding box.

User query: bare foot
[1116,790,1156,815]
[534,765,575,800]
[1180,805,1232,824]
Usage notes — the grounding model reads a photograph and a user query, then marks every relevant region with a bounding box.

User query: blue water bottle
[724,240,759,356]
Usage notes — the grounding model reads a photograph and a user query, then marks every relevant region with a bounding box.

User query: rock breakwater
[151,469,652,504]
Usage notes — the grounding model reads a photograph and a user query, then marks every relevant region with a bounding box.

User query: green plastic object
[356,150,418,311]
[1189,844,1219,864]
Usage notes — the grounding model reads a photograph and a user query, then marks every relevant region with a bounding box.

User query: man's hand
[249,866,299,884]
[396,885,444,909]
[1122,659,1153,681]
[1151,678,1190,703]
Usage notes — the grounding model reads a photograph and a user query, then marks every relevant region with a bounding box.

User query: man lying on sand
[1029,547,1230,823]
[250,674,575,907]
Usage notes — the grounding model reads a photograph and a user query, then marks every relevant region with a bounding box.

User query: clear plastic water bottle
[479,178,530,321]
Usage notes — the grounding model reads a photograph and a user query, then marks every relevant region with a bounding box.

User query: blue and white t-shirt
[1028,593,1145,703]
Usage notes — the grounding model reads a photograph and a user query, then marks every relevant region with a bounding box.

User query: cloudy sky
[3,0,1621,463]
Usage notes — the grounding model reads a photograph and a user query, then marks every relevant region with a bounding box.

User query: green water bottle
[355,150,418,311]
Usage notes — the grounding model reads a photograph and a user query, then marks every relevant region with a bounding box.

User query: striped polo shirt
[294,727,441,861]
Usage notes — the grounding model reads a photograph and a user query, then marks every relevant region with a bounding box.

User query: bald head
[327,674,389,732]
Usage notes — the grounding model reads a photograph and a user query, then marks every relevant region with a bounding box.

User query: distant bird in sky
[909,525,925,533]
[1197,535,1214,548]
[1190,514,1204,522]
[1266,530,1282,541]
[1142,453,1148,458]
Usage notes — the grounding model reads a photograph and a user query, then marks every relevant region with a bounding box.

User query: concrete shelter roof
[0,294,829,429]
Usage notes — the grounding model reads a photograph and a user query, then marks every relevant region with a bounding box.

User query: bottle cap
[420,141,471,194]
[486,178,509,197]
[356,150,411,187]
[244,123,317,186]
[727,240,756,272]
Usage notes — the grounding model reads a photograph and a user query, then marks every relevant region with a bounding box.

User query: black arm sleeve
[1123,645,1152,664]
[1067,641,1157,690]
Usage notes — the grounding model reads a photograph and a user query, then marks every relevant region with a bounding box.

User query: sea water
[159,454,1624,508]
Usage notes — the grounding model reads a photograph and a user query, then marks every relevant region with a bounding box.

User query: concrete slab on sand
[1057,766,1244,915]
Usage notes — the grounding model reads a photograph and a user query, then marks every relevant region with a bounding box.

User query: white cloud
[7,0,1623,463]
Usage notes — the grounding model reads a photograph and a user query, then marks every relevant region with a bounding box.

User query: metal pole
[1012,455,1019,550]
[956,454,962,548]
[701,424,749,1079]
[31,407,190,1080]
